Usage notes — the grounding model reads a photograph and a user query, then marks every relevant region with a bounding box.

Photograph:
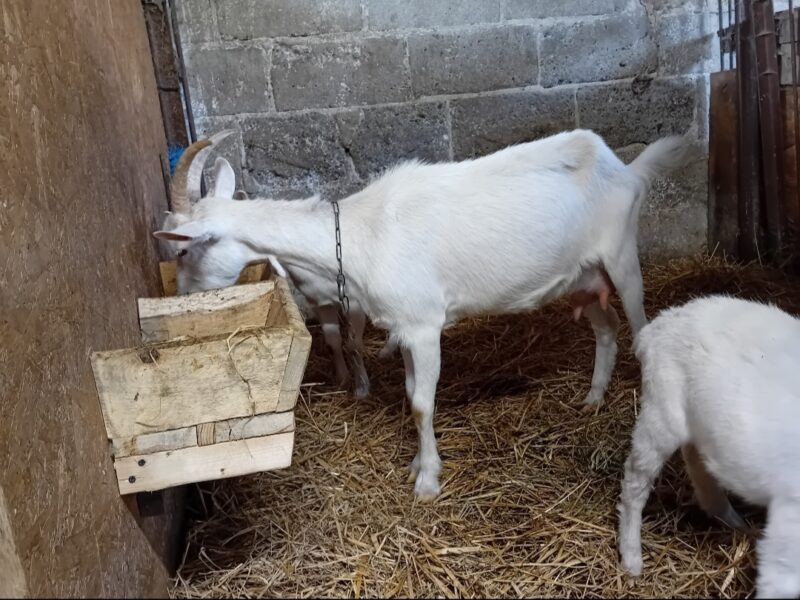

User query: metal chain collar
[332,199,350,319]
[331,199,370,396]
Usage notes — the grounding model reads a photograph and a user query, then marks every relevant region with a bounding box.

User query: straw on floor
[171,255,800,599]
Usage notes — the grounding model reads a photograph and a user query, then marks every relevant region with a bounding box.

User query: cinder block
[450,88,575,159]
[217,0,362,40]
[577,77,697,148]
[540,13,656,87]
[656,12,720,75]
[504,0,628,19]
[271,37,411,110]
[334,102,451,177]
[367,0,501,29]
[176,0,216,43]
[241,112,354,198]
[186,45,270,116]
[409,25,537,96]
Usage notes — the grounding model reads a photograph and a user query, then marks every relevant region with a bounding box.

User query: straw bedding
[171,255,800,599]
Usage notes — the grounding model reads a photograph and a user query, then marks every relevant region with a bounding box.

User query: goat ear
[153,220,211,243]
[210,157,236,199]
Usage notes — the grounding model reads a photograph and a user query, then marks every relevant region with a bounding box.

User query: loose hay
[171,255,800,599]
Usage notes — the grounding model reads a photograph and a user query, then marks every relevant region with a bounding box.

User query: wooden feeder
[90,262,311,495]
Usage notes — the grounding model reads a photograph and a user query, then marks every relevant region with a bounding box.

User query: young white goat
[618,295,800,598]
[196,146,386,398]
[154,128,690,499]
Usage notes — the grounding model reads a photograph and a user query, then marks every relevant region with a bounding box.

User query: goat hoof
[621,553,643,577]
[413,473,441,501]
[353,383,370,399]
[581,400,603,414]
[718,507,747,531]
[581,389,604,413]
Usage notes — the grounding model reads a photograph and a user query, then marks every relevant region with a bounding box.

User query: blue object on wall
[168,145,185,175]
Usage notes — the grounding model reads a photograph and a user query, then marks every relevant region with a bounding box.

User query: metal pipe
[719,0,726,70]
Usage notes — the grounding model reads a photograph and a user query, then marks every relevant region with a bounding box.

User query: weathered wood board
[91,327,294,440]
[114,432,295,494]
[138,280,275,343]
[708,70,739,257]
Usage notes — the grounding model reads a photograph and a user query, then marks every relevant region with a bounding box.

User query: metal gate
[709,0,800,264]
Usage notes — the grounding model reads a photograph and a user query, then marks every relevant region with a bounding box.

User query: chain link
[332,199,351,318]
[331,199,368,396]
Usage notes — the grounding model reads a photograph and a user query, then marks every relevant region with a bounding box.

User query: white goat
[198,148,386,398]
[617,295,800,598]
[154,128,690,499]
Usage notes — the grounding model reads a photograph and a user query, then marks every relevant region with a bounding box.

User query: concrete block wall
[176,0,725,258]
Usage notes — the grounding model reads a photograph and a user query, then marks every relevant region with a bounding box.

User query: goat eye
[177,249,188,258]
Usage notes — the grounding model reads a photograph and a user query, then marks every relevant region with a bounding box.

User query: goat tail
[627,135,693,187]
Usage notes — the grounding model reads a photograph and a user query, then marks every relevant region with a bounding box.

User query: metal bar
[790,0,800,246]
[753,0,785,256]
[730,0,735,69]
[165,0,197,146]
[719,0,726,70]
[736,0,763,261]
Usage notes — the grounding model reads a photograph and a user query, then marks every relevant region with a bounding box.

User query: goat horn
[170,129,236,213]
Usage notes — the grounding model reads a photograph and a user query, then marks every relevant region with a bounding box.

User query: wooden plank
[90,327,294,439]
[114,432,295,494]
[782,88,800,237]
[159,260,178,297]
[111,425,197,458]
[137,280,275,343]
[277,332,312,412]
[275,276,309,334]
[274,276,312,411]
[709,70,740,257]
[264,280,286,328]
[196,423,215,446]
[214,411,295,443]
[159,260,269,297]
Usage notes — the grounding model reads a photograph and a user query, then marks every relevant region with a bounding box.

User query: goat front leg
[315,304,349,388]
[403,327,443,501]
[582,301,620,411]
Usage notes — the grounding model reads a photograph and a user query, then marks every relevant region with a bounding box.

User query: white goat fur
[618,295,800,598]
[155,128,690,499]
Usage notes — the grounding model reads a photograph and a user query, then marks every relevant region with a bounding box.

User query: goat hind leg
[582,301,619,411]
[682,443,745,530]
[316,304,349,387]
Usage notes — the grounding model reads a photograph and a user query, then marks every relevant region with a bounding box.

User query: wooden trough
[90,262,311,495]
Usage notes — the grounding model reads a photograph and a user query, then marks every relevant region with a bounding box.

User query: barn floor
[170,255,800,599]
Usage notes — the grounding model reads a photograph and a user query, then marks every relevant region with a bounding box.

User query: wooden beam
[114,432,295,494]
[91,327,293,439]
[138,280,275,343]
